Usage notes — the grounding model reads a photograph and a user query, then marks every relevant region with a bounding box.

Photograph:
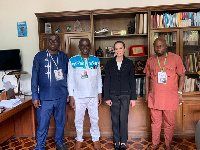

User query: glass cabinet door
[150,29,179,57]
[180,28,200,73]
[180,28,200,94]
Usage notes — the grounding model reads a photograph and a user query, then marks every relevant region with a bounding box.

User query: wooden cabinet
[182,96,200,134]
[47,98,152,138]
[0,98,35,143]
[35,3,200,139]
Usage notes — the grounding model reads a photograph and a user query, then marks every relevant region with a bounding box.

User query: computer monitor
[0,49,22,71]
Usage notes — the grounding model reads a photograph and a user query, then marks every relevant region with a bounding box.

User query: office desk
[0,96,35,144]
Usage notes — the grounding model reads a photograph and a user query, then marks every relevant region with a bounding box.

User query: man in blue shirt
[31,34,68,150]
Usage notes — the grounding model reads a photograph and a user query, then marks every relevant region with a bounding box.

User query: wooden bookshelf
[35,3,200,139]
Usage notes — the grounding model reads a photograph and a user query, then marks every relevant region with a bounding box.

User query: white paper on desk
[0,99,22,108]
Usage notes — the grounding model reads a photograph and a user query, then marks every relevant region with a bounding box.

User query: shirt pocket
[90,68,97,76]
[166,67,176,77]
[75,68,83,75]
[150,68,157,78]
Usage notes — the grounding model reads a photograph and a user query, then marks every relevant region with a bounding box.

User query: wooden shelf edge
[98,55,148,59]
[185,72,200,75]
[40,32,91,35]
[183,91,200,96]
[94,34,147,38]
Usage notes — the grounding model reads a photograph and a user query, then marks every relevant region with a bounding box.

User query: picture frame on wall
[17,21,27,37]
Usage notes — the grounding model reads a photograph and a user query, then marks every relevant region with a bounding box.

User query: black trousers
[110,95,130,144]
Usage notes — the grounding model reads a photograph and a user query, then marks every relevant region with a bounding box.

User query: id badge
[81,70,89,79]
[158,72,167,84]
[54,69,64,81]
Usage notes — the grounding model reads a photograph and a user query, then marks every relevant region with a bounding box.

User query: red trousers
[150,108,176,146]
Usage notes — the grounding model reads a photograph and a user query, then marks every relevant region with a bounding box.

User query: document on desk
[0,99,22,108]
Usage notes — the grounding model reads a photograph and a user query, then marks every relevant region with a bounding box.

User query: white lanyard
[47,50,59,70]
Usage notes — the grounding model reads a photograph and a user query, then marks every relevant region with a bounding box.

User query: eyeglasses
[49,39,59,44]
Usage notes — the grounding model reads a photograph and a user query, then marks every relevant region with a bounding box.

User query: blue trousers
[35,97,67,150]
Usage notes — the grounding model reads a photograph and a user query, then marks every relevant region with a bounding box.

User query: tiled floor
[0,137,197,150]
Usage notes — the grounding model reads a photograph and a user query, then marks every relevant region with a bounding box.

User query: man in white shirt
[68,38,102,150]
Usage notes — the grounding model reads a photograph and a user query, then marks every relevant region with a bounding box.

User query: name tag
[158,72,167,84]
[54,69,64,81]
[81,70,89,79]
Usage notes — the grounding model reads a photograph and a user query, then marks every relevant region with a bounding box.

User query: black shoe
[56,144,68,150]
[120,144,126,150]
[114,143,120,150]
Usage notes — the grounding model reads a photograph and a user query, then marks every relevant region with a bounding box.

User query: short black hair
[47,34,60,42]
[114,41,125,49]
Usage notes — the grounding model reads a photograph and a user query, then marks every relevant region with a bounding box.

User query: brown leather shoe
[147,144,159,150]
[93,141,101,150]
[74,141,82,150]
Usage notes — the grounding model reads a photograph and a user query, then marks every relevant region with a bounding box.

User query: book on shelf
[184,76,191,92]
[183,56,188,73]
[183,77,197,92]
[184,51,200,73]
[157,14,160,28]
[194,51,200,72]
[143,13,148,34]
[136,14,140,34]
[191,78,196,92]
[197,12,199,26]
[151,15,153,29]
[139,14,144,34]
[187,53,195,73]
[136,77,145,97]
[154,14,157,28]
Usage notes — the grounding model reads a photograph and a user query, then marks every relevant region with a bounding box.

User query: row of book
[151,12,200,28]
[183,51,200,73]
[183,76,200,92]
[135,13,148,34]
[136,77,145,97]
[154,32,176,46]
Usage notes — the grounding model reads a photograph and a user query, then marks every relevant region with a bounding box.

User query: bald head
[153,38,166,46]
[79,38,90,46]
[153,37,168,57]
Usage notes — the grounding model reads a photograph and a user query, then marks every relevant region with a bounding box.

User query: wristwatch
[178,91,183,95]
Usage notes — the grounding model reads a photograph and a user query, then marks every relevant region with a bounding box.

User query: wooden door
[182,99,200,133]
[64,33,92,58]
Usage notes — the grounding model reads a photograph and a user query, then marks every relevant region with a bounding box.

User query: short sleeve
[176,55,186,75]
[143,59,150,76]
